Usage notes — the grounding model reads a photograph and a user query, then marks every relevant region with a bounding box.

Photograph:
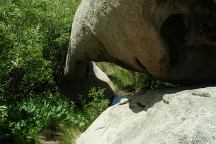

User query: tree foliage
[0,0,97,143]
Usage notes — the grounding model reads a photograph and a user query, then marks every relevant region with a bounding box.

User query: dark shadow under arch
[160,14,187,66]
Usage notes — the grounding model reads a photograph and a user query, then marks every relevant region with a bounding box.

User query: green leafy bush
[83,88,109,124]
[0,1,110,142]
[72,87,109,131]
[0,0,80,99]
[0,106,7,124]
[7,92,75,142]
[0,0,85,143]
[0,87,108,143]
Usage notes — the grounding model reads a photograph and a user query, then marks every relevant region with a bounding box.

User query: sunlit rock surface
[76,86,216,144]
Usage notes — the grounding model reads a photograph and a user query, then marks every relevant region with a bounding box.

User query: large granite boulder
[64,0,216,84]
[76,86,216,144]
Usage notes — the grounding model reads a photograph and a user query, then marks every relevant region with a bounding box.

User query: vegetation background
[0,0,169,143]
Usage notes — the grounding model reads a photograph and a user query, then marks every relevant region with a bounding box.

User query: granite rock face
[76,86,216,144]
[64,0,216,84]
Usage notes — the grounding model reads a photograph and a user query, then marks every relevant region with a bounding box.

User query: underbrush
[0,0,109,143]
[0,88,109,143]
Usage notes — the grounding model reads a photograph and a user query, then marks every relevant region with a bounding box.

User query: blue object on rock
[111,95,126,106]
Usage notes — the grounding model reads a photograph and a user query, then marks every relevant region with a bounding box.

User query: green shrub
[10,93,75,142]
[0,106,7,124]
[0,0,82,143]
[83,87,109,123]
[0,87,108,143]
[73,87,109,131]
[0,0,80,99]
